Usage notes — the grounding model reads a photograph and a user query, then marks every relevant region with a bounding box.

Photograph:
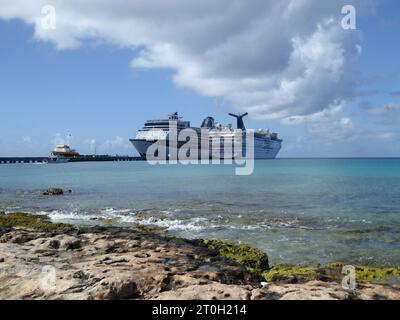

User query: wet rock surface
[0,225,399,300]
[0,226,256,300]
[42,188,71,196]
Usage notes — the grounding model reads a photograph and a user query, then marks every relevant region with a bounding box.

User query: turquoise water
[1,159,399,266]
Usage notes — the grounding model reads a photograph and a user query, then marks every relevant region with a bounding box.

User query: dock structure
[0,157,47,164]
[0,155,143,164]
[68,155,143,162]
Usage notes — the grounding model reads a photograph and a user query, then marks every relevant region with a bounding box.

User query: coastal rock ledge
[0,217,399,300]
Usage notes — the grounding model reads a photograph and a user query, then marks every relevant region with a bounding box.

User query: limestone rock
[0,226,399,300]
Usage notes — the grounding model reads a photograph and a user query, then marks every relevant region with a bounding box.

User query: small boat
[43,156,69,164]
[49,156,69,163]
[42,144,79,164]
[52,144,80,158]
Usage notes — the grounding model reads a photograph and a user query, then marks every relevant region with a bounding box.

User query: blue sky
[0,0,399,157]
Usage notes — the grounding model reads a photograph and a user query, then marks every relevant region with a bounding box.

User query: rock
[42,188,64,196]
[73,271,87,280]
[10,233,37,244]
[0,226,12,237]
[96,280,139,300]
[201,239,269,275]
[0,212,70,232]
[0,219,399,300]
[64,239,81,250]
[356,283,400,300]
[49,239,60,249]
[156,283,252,300]
[320,262,400,283]
[262,265,319,283]
[253,281,353,300]
[262,263,400,284]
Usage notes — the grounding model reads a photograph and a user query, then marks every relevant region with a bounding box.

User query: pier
[69,155,143,162]
[0,155,143,164]
[0,157,46,164]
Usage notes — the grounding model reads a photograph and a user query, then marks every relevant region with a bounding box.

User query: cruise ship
[130,112,282,160]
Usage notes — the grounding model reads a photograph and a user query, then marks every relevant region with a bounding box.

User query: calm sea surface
[1,159,399,266]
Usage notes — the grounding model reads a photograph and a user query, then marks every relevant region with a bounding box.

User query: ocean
[1,159,399,267]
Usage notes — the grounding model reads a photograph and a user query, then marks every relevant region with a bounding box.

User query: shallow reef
[322,262,400,283]
[1,212,399,286]
[263,265,319,283]
[42,188,66,196]
[89,217,115,225]
[262,262,400,284]
[131,223,166,233]
[0,212,71,232]
[201,239,269,275]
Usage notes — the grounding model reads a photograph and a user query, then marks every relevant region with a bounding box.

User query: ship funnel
[201,116,215,128]
[228,112,248,130]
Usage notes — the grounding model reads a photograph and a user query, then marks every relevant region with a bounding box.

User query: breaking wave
[11,206,333,234]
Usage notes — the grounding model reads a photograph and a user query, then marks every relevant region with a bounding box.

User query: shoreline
[1,212,400,300]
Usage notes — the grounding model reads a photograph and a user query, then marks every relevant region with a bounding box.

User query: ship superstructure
[51,144,80,158]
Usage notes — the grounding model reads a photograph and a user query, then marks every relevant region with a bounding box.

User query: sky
[0,0,399,157]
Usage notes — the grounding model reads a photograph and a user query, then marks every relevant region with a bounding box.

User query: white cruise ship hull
[131,139,156,158]
[130,137,281,159]
[253,135,282,159]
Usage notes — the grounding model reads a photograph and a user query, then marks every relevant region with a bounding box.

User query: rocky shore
[0,212,400,300]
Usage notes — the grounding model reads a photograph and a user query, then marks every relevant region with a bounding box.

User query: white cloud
[367,103,400,116]
[53,133,72,146]
[83,138,97,154]
[21,135,32,144]
[282,102,355,140]
[53,133,64,146]
[376,132,397,141]
[89,138,96,153]
[0,0,366,124]
[100,136,130,154]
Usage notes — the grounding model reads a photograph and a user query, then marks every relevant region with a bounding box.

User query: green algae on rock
[263,264,319,283]
[322,262,400,283]
[131,223,166,233]
[2,212,399,286]
[262,262,400,284]
[90,217,116,225]
[0,212,70,232]
[42,188,66,196]
[356,266,400,282]
[201,239,269,275]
